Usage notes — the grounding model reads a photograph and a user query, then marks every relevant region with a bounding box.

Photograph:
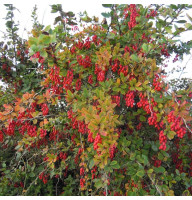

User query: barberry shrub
[0,4,192,196]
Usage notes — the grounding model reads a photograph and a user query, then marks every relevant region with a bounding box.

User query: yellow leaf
[31,111,39,118]
[167,190,174,196]
[87,147,91,152]
[33,119,37,124]
[116,78,120,85]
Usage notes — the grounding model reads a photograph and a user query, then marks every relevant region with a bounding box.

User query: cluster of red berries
[97,71,105,82]
[36,138,48,149]
[148,113,158,127]
[171,121,186,139]
[2,63,11,74]
[109,144,117,160]
[30,51,44,64]
[49,66,61,86]
[128,4,139,30]
[59,152,68,160]
[40,129,47,138]
[39,172,49,184]
[0,130,4,143]
[154,159,162,167]
[67,109,74,119]
[94,64,106,82]
[159,130,167,150]
[111,59,120,72]
[168,111,186,138]
[80,167,85,176]
[112,95,120,107]
[172,152,184,173]
[189,159,192,177]
[68,109,87,135]
[41,103,49,116]
[78,147,83,155]
[124,46,131,54]
[118,65,128,76]
[27,124,37,137]
[146,10,157,18]
[78,121,87,135]
[75,79,82,91]
[80,178,85,188]
[125,91,135,107]
[92,35,101,46]
[77,55,92,68]
[76,40,84,50]
[137,94,152,114]
[70,45,76,54]
[141,33,151,43]
[88,75,93,84]
[63,69,73,91]
[153,74,162,91]
[136,122,142,130]
[160,44,170,57]
[6,120,16,136]
[173,54,179,63]
[48,126,59,141]
[49,65,62,95]
[13,181,24,188]
[91,166,97,179]
[75,37,92,50]
[84,37,91,49]
[93,133,102,150]
[88,129,94,143]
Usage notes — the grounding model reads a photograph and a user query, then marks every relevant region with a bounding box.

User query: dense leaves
[0,4,192,196]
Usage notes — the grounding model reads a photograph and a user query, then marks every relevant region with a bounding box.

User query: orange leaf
[44,118,49,125]
[40,121,44,127]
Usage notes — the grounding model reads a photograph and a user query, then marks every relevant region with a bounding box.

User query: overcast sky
[0,0,192,81]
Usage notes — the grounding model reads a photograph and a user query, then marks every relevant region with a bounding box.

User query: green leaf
[186,13,192,23]
[94,179,103,189]
[142,154,149,165]
[131,54,140,62]
[154,166,165,173]
[102,4,112,8]
[44,25,51,32]
[142,43,149,53]
[40,50,48,58]
[167,131,176,140]
[111,161,120,169]
[28,37,38,46]
[176,20,187,23]
[139,115,146,122]
[165,26,172,34]
[70,60,77,66]
[29,172,35,177]
[89,159,94,169]
[147,169,153,174]
[136,170,145,178]
[110,160,117,166]
[185,23,192,29]
[101,12,111,18]
[152,143,158,152]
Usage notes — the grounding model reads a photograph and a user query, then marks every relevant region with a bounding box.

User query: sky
[0,0,192,82]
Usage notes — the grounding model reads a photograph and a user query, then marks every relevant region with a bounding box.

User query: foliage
[0,4,192,196]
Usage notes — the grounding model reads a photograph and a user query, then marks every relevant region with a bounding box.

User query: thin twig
[178,54,192,79]
[174,97,192,135]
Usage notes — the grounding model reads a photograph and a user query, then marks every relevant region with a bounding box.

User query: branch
[178,54,192,79]
[136,161,163,196]
[148,173,163,196]
[174,97,192,135]
[23,168,47,195]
